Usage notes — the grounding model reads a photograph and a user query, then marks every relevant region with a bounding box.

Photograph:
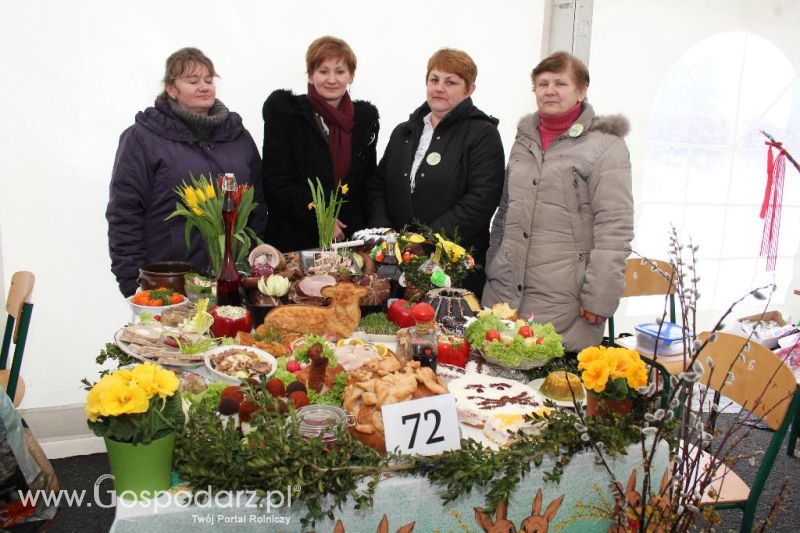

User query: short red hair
[426,48,477,87]
[305,36,357,75]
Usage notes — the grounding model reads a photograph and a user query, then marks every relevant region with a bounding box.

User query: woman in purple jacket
[106,47,267,296]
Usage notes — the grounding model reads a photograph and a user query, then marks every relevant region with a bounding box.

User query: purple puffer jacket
[106,99,267,297]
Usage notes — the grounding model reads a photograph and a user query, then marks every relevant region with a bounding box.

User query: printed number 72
[402,409,445,448]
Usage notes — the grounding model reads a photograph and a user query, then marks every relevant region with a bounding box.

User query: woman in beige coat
[482,52,633,353]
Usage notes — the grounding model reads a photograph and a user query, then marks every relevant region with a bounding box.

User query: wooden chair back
[697,331,796,430]
[1,271,34,405]
[622,258,675,298]
[5,272,34,342]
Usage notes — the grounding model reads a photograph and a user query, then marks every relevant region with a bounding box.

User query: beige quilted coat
[482,103,633,352]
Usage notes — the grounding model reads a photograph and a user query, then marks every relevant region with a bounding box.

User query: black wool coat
[261,90,379,252]
[367,98,505,297]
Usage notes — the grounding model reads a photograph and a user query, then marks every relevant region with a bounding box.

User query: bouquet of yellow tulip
[307,177,348,250]
[577,346,649,400]
[85,363,184,444]
[166,173,261,275]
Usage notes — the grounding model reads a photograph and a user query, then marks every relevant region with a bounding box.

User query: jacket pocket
[572,167,590,214]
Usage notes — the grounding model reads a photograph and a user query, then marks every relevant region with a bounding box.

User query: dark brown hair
[305,36,357,75]
[531,51,590,89]
[426,48,478,87]
[160,47,217,100]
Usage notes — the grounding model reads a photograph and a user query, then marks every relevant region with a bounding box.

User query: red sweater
[539,102,582,151]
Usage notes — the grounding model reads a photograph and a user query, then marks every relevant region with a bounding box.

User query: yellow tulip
[205,183,216,199]
[100,382,149,416]
[192,207,203,216]
[582,359,610,393]
[341,183,349,195]
[184,186,199,208]
[195,187,207,203]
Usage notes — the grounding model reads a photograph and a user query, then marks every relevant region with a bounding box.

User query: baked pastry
[263,282,368,339]
[343,356,448,452]
[448,374,544,428]
[540,371,585,402]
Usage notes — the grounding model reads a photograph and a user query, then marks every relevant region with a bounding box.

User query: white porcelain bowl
[204,345,277,384]
[126,294,189,318]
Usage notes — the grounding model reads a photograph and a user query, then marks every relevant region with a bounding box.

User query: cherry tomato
[485,329,502,342]
[375,251,385,262]
[536,337,544,345]
[518,325,533,338]
[401,251,412,262]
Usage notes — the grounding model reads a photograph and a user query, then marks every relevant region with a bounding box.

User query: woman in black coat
[262,36,379,252]
[368,48,505,298]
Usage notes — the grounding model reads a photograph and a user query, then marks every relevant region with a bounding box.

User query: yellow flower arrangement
[166,173,261,276]
[86,363,183,444]
[577,346,648,400]
[308,177,348,250]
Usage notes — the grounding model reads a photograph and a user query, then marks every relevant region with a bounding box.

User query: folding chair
[695,331,799,532]
[1,271,35,406]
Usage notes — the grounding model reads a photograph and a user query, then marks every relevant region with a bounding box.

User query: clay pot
[586,394,633,417]
[138,262,197,293]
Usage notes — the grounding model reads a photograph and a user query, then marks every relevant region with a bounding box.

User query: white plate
[113,328,205,369]
[529,378,586,408]
[204,345,277,384]
[126,294,190,318]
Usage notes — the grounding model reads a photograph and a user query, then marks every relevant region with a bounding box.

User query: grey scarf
[168,98,230,142]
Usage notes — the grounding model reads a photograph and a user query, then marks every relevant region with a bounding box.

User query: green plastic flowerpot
[105,432,175,499]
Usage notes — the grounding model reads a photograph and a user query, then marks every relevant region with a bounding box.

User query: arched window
[635,31,800,311]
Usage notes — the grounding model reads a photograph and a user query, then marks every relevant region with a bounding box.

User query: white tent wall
[2,0,799,414]
[588,0,800,335]
[0,1,544,410]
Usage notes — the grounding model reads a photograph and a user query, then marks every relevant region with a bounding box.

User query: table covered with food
[92,228,670,532]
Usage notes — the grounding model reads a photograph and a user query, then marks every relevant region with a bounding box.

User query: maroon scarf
[307,83,355,185]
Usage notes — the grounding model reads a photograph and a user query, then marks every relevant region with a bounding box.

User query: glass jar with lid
[296,405,348,448]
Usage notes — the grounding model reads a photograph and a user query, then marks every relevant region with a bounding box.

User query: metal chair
[695,331,799,532]
[1,271,34,406]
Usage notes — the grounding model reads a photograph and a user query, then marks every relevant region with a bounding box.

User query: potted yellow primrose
[85,363,183,498]
[577,346,649,416]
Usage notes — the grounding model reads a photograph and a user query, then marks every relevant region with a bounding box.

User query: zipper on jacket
[572,169,582,213]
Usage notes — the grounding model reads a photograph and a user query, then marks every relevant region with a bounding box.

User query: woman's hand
[333,219,347,242]
[579,307,606,325]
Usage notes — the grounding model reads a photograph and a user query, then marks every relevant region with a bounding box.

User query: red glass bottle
[216,173,242,306]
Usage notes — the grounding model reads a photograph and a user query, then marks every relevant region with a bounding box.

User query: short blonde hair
[426,48,477,87]
[305,36,357,75]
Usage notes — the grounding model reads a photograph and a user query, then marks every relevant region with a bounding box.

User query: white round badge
[426,152,442,166]
[567,123,584,138]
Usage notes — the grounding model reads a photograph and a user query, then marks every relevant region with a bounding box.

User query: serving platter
[113,328,205,369]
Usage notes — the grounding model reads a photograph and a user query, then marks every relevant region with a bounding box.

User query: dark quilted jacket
[106,99,267,296]
[261,90,379,252]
